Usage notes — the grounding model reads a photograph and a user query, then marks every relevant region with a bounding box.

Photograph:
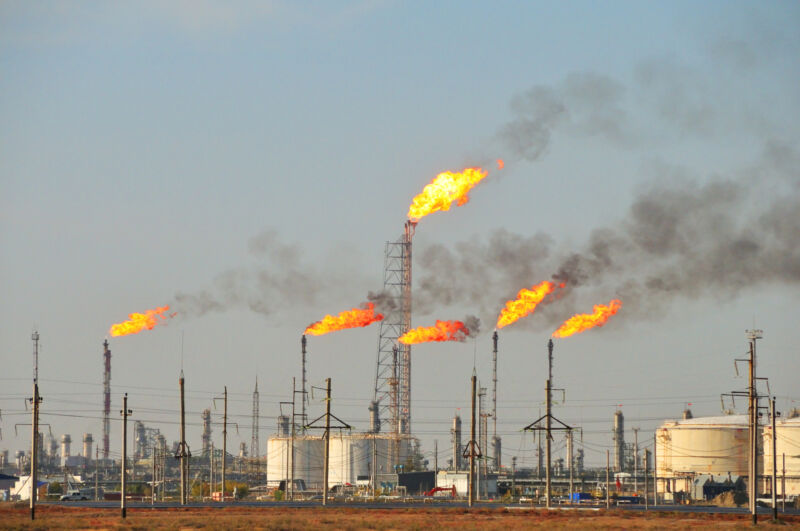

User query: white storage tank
[656,415,751,500]
[763,416,800,496]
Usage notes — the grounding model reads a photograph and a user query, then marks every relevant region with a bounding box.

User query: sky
[1,1,799,470]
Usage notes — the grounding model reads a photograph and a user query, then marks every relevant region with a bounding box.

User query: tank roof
[664,414,748,427]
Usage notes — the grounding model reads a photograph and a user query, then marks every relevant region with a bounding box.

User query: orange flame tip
[408,167,489,222]
[110,305,173,337]
[398,320,471,345]
[304,303,384,336]
[552,299,622,338]
[496,281,557,329]
[497,159,504,170]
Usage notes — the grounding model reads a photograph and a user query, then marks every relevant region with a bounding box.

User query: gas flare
[304,302,383,336]
[110,305,174,337]
[398,320,471,345]
[497,158,504,169]
[552,299,622,338]
[408,167,489,222]
[496,280,559,329]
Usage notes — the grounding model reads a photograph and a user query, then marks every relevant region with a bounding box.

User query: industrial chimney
[61,434,72,467]
[83,433,93,461]
[613,410,625,472]
[451,415,462,471]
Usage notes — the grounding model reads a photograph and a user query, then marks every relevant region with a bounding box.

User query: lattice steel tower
[251,378,259,458]
[372,221,414,435]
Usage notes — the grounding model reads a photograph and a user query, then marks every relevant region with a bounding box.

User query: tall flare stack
[102,340,111,461]
[491,331,501,469]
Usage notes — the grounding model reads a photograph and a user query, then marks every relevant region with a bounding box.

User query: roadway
[40,500,800,516]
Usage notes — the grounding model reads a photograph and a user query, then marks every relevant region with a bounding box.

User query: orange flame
[497,158,504,169]
[552,299,622,338]
[398,320,471,345]
[408,167,489,222]
[496,281,558,329]
[304,302,384,336]
[110,305,174,337]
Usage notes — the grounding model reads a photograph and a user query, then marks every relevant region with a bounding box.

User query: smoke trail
[416,141,800,328]
[173,230,348,317]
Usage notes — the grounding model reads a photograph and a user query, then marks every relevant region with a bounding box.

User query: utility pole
[178,372,187,505]
[464,369,480,508]
[371,436,377,498]
[222,386,227,502]
[95,447,99,501]
[290,378,296,501]
[120,393,132,519]
[782,453,786,512]
[632,428,639,494]
[567,429,573,502]
[523,340,571,509]
[151,445,156,505]
[29,330,42,521]
[606,450,610,510]
[433,439,438,473]
[747,329,762,525]
[771,397,777,522]
[653,432,658,506]
[511,456,517,500]
[305,377,351,506]
[323,378,331,506]
[643,448,648,510]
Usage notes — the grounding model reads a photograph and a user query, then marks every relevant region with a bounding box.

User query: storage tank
[656,415,750,500]
[763,416,800,496]
[266,433,411,490]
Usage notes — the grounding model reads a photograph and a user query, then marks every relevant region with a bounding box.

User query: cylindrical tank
[61,434,72,462]
[15,450,25,473]
[657,415,749,478]
[451,415,462,471]
[0,449,8,467]
[239,442,247,458]
[83,433,93,461]
[763,417,800,495]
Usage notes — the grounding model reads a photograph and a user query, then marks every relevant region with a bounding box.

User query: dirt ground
[1,504,798,530]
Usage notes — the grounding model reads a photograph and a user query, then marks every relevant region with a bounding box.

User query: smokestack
[201,409,212,456]
[451,414,462,471]
[61,434,72,466]
[368,401,380,433]
[277,415,290,437]
[82,433,93,461]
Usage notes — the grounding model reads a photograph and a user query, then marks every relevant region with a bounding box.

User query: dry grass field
[1,504,798,530]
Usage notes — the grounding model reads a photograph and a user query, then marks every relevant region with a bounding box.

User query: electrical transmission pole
[120,393,132,519]
[29,330,42,521]
[523,339,571,509]
[463,369,481,508]
[306,378,351,506]
[178,371,188,505]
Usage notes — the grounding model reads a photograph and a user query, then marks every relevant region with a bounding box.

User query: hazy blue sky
[1,1,798,469]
